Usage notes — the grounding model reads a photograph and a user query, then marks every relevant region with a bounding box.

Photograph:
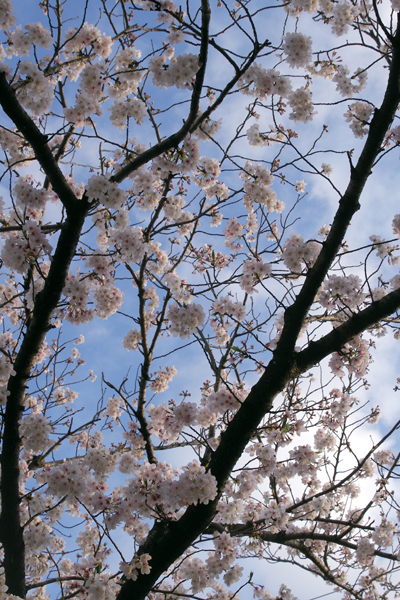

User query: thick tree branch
[0,204,88,597]
[0,73,79,213]
[116,19,400,600]
[0,72,90,599]
[297,287,400,372]
[208,522,398,562]
[111,0,211,184]
[277,15,400,357]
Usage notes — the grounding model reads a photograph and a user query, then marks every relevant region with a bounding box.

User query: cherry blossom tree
[1,0,400,599]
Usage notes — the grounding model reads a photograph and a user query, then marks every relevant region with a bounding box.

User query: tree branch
[116,18,400,600]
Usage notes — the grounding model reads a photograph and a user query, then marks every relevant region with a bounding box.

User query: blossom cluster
[194,157,229,200]
[0,127,34,168]
[148,401,199,442]
[105,396,123,420]
[212,295,246,322]
[20,409,52,454]
[16,60,55,115]
[165,271,194,303]
[240,160,284,213]
[288,86,315,123]
[13,177,56,212]
[107,460,217,525]
[167,303,205,338]
[63,22,112,59]
[239,257,272,294]
[106,223,148,264]
[149,53,200,89]
[370,234,399,265]
[345,101,374,137]
[281,233,320,274]
[149,366,178,393]
[147,383,248,443]
[238,64,292,99]
[63,64,106,125]
[60,270,124,325]
[120,553,152,581]
[123,329,142,351]
[9,21,52,60]
[223,217,244,251]
[246,123,286,147]
[108,97,147,130]
[282,32,312,69]
[331,0,359,36]
[319,274,366,311]
[284,0,319,17]
[2,220,52,274]
[86,174,128,209]
[109,46,145,96]
[0,0,16,30]
[329,336,371,378]
[333,65,368,97]
[210,295,246,345]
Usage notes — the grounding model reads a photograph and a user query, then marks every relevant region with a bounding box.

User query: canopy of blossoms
[0,1,400,600]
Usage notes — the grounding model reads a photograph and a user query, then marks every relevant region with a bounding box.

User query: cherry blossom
[282,32,312,69]
[0,2,400,600]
